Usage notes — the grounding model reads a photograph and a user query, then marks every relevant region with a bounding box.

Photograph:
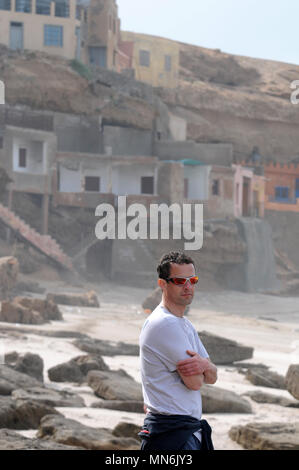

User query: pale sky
[117,0,298,65]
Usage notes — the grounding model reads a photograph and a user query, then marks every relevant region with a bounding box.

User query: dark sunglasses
[166,276,199,286]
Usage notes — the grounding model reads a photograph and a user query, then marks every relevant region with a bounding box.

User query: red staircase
[0,202,74,272]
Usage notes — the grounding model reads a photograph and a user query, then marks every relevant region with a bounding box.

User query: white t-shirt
[139,303,209,421]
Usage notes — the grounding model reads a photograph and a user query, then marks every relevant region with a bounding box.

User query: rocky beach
[1,270,298,450]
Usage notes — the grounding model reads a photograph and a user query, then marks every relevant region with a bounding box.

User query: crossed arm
[176,350,218,391]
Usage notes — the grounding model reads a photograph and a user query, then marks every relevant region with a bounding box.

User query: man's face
[161,263,197,307]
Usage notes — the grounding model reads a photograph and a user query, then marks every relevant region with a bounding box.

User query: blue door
[296,179,299,198]
[10,22,23,50]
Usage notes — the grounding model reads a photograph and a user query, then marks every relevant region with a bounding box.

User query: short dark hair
[157,251,195,280]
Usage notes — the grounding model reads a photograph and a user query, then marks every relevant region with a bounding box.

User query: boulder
[0,297,62,324]
[285,364,299,400]
[198,331,254,365]
[0,429,83,450]
[142,287,189,314]
[243,390,299,407]
[0,300,44,324]
[0,365,41,395]
[245,368,286,389]
[229,422,299,450]
[112,422,141,441]
[37,414,140,450]
[48,354,109,383]
[0,256,19,300]
[73,337,139,357]
[91,400,144,413]
[46,290,100,308]
[15,297,63,321]
[0,395,61,429]
[5,351,44,382]
[87,370,143,401]
[142,287,162,312]
[11,386,85,408]
[201,385,252,413]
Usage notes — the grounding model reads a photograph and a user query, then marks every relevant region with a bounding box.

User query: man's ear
[158,278,166,289]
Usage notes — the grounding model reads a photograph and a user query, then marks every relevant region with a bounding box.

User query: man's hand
[177,350,217,384]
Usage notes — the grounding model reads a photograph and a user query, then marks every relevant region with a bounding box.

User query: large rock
[142,287,162,312]
[0,395,61,429]
[0,256,19,300]
[112,422,141,441]
[0,429,83,450]
[16,297,63,321]
[198,331,253,365]
[285,364,299,400]
[142,287,189,314]
[46,290,100,308]
[48,354,109,383]
[201,385,252,413]
[37,414,140,450]
[243,390,299,408]
[91,400,144,413]
[87,370,143,401]
[0,365,41,395]
[245,368,286,389]
[74,337,139,357]
[5,351,44,382]
[229,422,299,450]
[0,297,62,324]
[11,386,85,408]
[0,300,44,324]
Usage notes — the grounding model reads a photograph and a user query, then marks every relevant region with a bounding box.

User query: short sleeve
[143,318,194,372]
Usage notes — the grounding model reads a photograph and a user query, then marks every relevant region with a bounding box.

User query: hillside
[1,39,299,161]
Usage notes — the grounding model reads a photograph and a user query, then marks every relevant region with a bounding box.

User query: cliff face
[159,43,299,161]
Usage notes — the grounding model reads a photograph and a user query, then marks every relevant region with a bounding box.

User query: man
[139,251,217,451]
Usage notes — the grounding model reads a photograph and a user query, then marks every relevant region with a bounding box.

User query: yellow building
[0,0,80,60]
[120,31,180,89]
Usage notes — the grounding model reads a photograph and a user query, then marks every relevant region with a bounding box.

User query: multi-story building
[120,31,180,89]
[79,0,120,69]
[0,0,81,59]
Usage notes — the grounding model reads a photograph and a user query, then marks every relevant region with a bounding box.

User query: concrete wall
[3,126,56,194]
[103,125,153,156]
[0,0,79,59]
[112,163,156,195]
[157,161,184,204]
[54,113,104,154]
[265,209,299,270]
[168,113,187,141]
[184,165,211,200]
[154,141,234,166]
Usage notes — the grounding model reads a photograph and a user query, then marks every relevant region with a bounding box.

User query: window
[55,0,69,18]
[275,186,289,200]
[85,176,100,192]
[0,0,11,10]
[141,176,154,195]
[139,50,150,67]
[212,179,219,195]
[19,148,27,168]
[15,0,31,12]
[165,55,172,72]
[44,25,63,47]
[36,0,51,15]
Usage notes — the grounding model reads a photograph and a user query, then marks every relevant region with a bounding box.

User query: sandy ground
[1,276,299,450]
